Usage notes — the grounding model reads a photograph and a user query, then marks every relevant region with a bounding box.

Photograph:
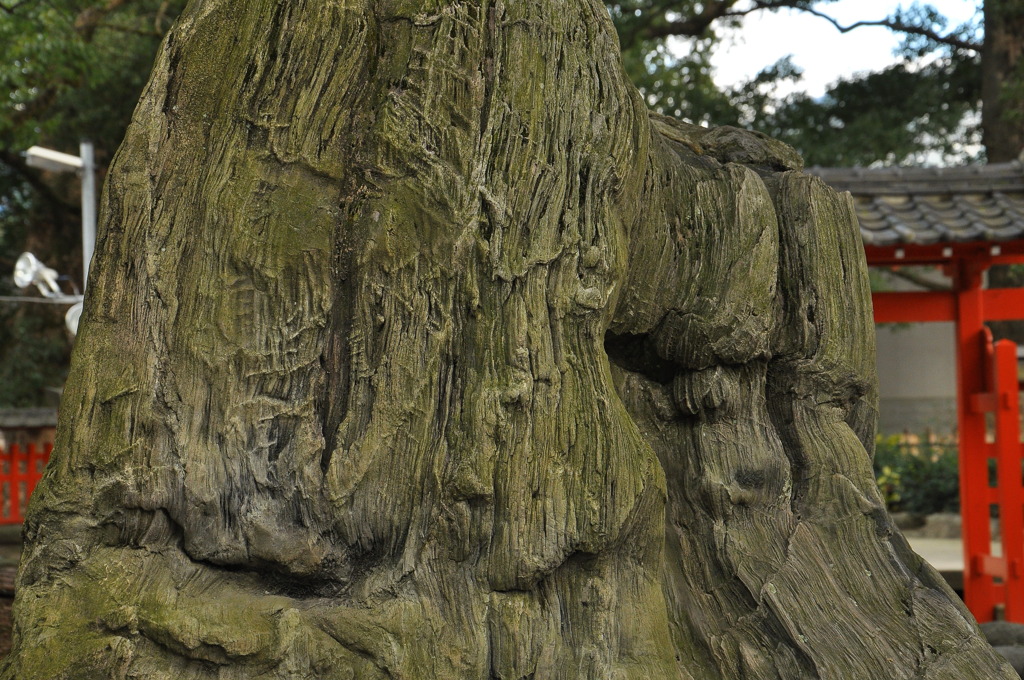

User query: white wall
[876,322,957,399]
[874,322,958,434]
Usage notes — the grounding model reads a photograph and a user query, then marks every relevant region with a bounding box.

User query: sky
[704,0,980,98]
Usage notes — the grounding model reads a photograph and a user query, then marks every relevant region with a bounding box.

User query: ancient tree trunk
[983,0,1024,162]
[1,1,1014,678]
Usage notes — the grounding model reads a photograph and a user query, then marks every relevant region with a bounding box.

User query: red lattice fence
[0,443,51,525]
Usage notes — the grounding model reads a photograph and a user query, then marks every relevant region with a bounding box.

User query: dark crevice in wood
[603,330,678,385]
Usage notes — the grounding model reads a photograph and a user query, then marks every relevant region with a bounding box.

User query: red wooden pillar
[994,339,1024,619]
[955,258,998,620]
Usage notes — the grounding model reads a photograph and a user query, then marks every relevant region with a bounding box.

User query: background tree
[982,0,1024,161]
[0,0,1015,678]
[609,0,992,165]
[0,0,185,406]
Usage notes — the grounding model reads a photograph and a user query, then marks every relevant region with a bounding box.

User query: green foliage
[608,0,985,167]
[0,0,185,407]
[0,300,69,407]
[0,162,69,406]
[620,38,737,126]
[0,1,183,152]
[873,434,960,514]
[875,463,902,508]
[751,57,982,167]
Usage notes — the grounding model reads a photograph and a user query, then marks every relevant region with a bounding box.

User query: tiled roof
[809,161,1024,247]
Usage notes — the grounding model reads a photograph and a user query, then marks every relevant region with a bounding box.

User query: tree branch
[74,0,131,41]
[640,0,743,42]
[639,0,981,53]
[93,21,162,38]
[739,2,981,53]
[154,0,171,35]
[0,0,33,14]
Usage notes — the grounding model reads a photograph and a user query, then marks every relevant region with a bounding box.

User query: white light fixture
[11,252,84,336]
[64,301,83,336]
[13,252,61,298]
[24,146,83,173]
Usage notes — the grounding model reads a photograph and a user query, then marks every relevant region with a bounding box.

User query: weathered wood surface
[1,0,1014,678]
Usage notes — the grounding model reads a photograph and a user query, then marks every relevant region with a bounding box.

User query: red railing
[871,255,1024,623]
[0,443,51,525]
[957,330,1024,622]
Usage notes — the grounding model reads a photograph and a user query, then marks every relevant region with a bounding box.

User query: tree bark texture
[983,0,1024,162]
[2,1,1015,678]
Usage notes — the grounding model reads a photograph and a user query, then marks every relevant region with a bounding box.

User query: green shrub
[873,434,959,515]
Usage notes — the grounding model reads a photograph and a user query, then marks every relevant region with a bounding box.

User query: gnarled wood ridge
[1,0,1014,678]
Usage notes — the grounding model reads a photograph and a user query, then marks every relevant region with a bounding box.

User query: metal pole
[80,140,96,291]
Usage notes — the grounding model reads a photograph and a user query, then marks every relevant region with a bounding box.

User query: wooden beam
[872,291,955,322]
[866,241,1024,266]
[872,288,1024,323]
[981,288,1024,320]
[955,262,999,621]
